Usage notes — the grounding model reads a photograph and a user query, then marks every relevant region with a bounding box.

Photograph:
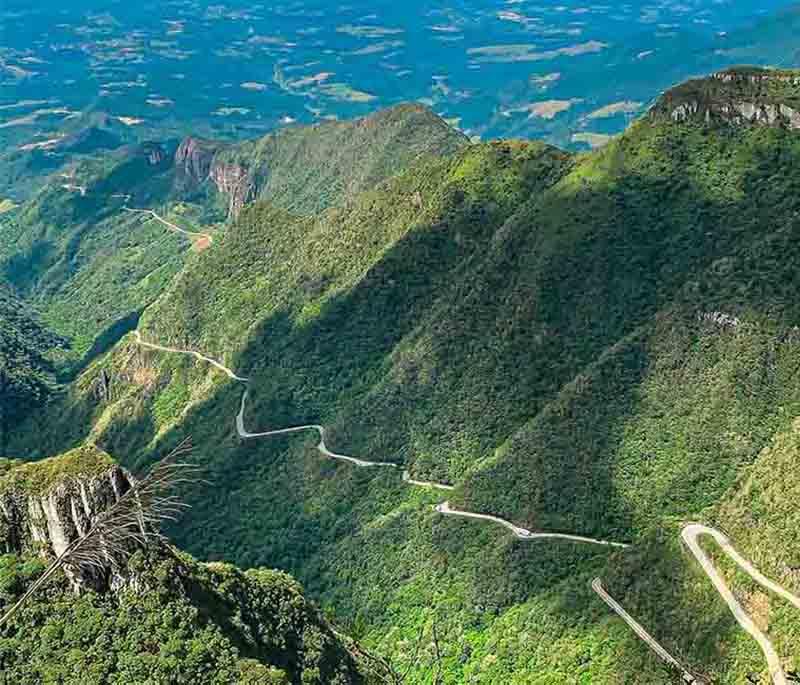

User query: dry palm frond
[0,438,200,630]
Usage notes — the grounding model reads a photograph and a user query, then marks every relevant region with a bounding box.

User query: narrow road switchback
[124,207,214,245]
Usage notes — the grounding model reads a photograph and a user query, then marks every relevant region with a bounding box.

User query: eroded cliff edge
[653,66,800,127]
[0,444,135,591]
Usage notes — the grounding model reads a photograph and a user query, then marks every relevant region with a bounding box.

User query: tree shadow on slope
[57,309,142,383]
[182,563,368,685]
[171,124,800,682]
[456,329,650,540]
[445,125,800,526]
[217,132,773,545]
[116,121,800,599]
[9,120,800,683]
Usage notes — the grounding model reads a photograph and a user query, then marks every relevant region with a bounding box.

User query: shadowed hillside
[5,68,800,683]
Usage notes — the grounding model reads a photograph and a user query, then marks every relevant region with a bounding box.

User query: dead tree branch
[0,438,198,629]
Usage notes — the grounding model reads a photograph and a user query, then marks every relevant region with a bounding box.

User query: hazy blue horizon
[2,0,799,151]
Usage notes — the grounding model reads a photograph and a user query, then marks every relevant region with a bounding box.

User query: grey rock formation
[175,136,221,184]
[209,161,257,219]
[174,136,254,219]
[655,68,800,130]
[0,465,136,592]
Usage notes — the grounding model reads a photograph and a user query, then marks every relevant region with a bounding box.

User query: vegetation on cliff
[0,449,378,684]
[4,69,800,683]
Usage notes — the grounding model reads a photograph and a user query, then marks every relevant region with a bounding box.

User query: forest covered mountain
[0,446,378,684]
[0,285,63,454]
[1,64,800,683]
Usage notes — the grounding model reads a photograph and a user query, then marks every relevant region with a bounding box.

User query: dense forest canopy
[0,285,63,453]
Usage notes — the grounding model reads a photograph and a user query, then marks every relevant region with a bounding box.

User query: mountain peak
[651,66,800,128]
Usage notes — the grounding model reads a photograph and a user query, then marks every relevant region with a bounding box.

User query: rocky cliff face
[174,136,254,218]
[172,104,467,221]
[175,136,221,184]
[209,160,257,218]
[654,67,800,129]
[0,451,138,592]
[140,142,169,167]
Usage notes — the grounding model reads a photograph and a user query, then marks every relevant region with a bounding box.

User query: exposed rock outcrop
[172,104,467,221]
[141,142,168,166]
[0,448,138,592]
[209,161,257,218]
[669,99,800,128]
[174,136,254,218]
[175,136,222,184]
[653,67,800,129]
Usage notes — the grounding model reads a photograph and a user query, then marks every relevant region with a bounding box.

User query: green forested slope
[0,286,63,453]
[0,146,190,364]
[0,106,466,368]
[6,68,800,683]
[210,103,468,217]
[0,448,377,685]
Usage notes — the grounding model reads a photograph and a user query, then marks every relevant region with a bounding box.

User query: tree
[0,286,64,453]
[0,438,198,629]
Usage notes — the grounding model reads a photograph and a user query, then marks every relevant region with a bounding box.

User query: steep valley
[2,67,800,683]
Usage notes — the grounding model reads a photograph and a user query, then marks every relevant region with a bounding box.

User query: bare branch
[0,438,199,630]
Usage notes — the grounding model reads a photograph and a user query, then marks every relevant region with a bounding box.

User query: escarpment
[174,136,254,218]
[653,66,800,128]
[0,445,137,592]
[208,159,258,218]
[172,102,466,220]
[174,136,225,186]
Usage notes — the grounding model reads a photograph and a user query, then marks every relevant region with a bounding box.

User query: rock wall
[668,98,800,128]
[655,68,800,129]
[209,160,257,219]
[0,465,137,592]
[141,142,169,167]
[174,136,255,219]
[175,136,220,184]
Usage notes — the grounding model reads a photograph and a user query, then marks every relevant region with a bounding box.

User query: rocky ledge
[652,67,800,129]
[175,136,254,219]
[0,445,137,592]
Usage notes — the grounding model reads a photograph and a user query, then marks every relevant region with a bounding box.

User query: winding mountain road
[591,578,697,683]
[437,502,630,547]
[131,205,798,682]
[134,327,799,681]
[134,331,248,381]
[124,207,214,245]
[592,527,800,685]
[132,330,621,546]
[402,470,455,491]
[680,524,800,685]
[236,390,397,469]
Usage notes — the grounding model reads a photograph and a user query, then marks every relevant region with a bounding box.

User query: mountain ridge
[3,66,800,683]
[653,66,800,127]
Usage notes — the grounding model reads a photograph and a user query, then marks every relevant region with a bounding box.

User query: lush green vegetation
[212,104,468,216]
[0,106,466,370]
[6,71,800,682]
[0,443,114,496]
[0,450,378,684]
[0,549,374,684]
[0,285,64,453]
[0,148,188,365]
